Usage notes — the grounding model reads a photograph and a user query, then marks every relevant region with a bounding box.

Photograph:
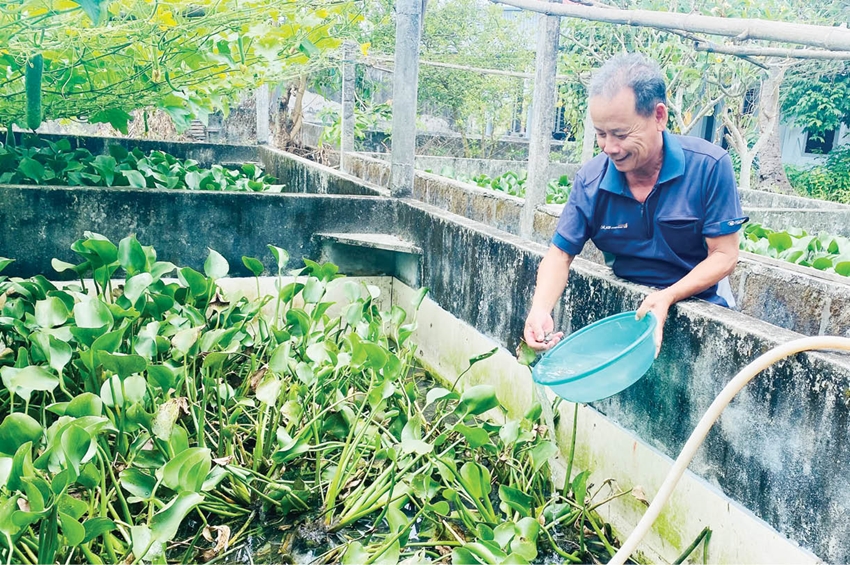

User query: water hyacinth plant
[0,135,279,192]
[0,233,627,564]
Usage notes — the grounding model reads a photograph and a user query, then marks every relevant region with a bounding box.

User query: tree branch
[694,42,850,60]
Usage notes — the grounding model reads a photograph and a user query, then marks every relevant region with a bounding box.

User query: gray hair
[588,53,667,117]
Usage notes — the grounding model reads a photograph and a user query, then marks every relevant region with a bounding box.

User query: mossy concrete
[3,142,850,562]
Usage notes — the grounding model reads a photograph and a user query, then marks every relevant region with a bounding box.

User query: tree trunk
[756,66,795,194]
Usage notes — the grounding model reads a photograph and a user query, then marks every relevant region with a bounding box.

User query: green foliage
[0,136,279,191]
[316,102,392,148]
[438,167,572,205]
[741,222,850,276]
[0,231,622,563]
[413,0,534,157]
[786,145,850,204]
[782,62,850,138]
[0,0,359,131]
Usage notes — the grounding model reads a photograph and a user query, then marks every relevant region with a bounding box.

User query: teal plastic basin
[532,311,656,403]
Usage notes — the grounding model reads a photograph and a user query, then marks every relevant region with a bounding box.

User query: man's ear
[655,103,668,130]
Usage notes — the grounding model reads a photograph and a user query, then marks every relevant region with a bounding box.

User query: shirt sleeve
[702,153,749,238]
[553,172,593,255]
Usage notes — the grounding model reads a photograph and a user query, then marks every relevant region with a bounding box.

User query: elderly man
[524,52,747,354]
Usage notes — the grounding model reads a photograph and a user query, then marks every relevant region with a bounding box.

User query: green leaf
[133,492,204,560]
[498,484,533,517]
[120,467,156,500]
[118,235,147,275]
[1,365,59,401]
[0,258,14,275]
[425,387,457,407]
[268,342,291,374]
[204,248,229,279]
[66,393,103,418]
[159,448,211,494]
[35,296,70,328]
[468,346,498,366]
[456,385,499,417]
[302,277,324,303]
[18,158,45,183]
[89,108,131,134]
[123,273,154,304]
[99,352,147,379]
[298,37,321,58]
[255,373,282,406]
[452,547,485,565]
[835,261,850,276]
[242,256,264,276]
[60,424,92,479]
[528,441,558,473]
[401,417,432,455]
[812,257,834,270]
[342,542,369,565]
[0,414,43,456]
[459,461,491,500]
[82,517,117,544]
[767,232,793,252]
[178,267,209,297]
[268,245,289,274]
[73,298,113,329]
[122,170,147,188]
[572,470,590,506]
[453,423,490,448]
[516,341,537,366]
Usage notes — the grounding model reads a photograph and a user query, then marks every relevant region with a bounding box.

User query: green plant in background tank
[0,233,632,564]
[0,136,279,191]
[437,167,572,205]
[785,144,850,204]
[740,222,850,275]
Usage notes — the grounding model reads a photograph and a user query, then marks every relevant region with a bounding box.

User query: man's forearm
[530,246,574,313]
[661,248,738,304]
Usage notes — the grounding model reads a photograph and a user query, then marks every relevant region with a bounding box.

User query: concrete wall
[259,146,387,197]
[392,198,850,564]
[300,121,576,159]
[0,186,394,280]
[739,187,850,210]
[361,153,579,181]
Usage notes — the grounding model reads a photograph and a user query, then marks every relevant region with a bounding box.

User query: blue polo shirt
[553,132,747,306]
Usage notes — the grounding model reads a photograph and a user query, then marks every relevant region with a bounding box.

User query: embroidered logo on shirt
[600,223,628,230]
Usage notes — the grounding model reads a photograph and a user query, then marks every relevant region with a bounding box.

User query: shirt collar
[599,130,686,195]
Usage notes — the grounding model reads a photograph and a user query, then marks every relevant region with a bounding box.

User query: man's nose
[604,141,620,155]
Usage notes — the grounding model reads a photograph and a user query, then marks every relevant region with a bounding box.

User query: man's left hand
[635,290,675,358]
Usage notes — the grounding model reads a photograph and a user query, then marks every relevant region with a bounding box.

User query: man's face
[588,87,667,175]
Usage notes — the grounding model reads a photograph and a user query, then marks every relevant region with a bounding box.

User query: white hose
[608,336,850,565]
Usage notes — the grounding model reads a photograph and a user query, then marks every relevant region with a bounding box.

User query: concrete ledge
[745,207,850,238]
[739,187,850,210]
[314,232,422,287]
[359,152,579,181]
[259,146,388,197]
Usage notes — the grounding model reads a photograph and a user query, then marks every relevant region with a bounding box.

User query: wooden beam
[490,0,850,51]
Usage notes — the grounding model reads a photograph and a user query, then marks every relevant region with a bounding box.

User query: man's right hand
[523,308,564,352]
